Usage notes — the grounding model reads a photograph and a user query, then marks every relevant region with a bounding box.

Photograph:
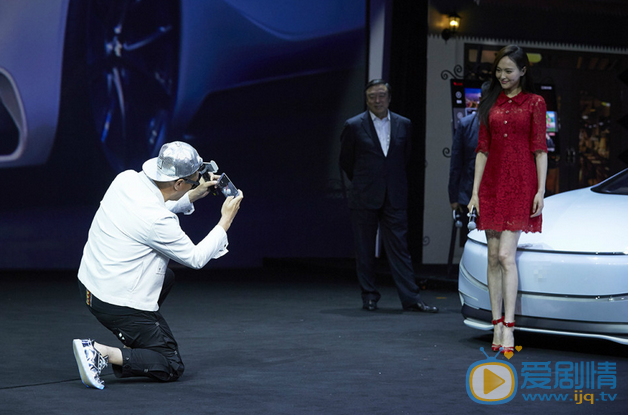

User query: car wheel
[85,0,180,172]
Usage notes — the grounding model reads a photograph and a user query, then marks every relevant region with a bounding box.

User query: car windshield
[591,168,628,195]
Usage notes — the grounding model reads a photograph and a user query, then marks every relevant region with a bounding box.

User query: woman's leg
[485,230,503,347]
[497,230,522,349]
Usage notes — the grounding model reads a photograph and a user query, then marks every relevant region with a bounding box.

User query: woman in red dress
[468,45,548,353]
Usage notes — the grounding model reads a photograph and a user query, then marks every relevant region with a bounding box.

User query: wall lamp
[441,13,461,41]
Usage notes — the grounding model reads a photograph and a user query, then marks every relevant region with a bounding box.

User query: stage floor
[1,264,626,414]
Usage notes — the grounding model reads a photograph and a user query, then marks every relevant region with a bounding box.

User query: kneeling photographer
[72,141,243,389]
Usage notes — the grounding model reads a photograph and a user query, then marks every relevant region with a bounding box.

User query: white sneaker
[73,339,108,389]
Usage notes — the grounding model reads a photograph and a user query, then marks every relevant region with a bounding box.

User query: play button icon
[483,368,505,394]
[466,355,517,404]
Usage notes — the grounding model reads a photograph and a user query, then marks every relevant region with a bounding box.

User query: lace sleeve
[476,119,490,154]
[530,95,548,153]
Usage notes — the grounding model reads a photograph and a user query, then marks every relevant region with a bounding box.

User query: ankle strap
[492,316,504,325]
[503,320,515,327]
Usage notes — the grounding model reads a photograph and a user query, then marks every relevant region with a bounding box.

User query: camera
[467,207,477,230]
[199,160,219,182]
[197,161,239,198]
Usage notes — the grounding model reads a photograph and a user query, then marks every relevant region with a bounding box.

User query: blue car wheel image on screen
[0,0,364,172]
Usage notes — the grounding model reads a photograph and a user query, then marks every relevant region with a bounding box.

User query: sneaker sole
[72,339,105,390]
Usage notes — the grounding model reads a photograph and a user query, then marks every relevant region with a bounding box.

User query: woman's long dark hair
[478,45,536,127]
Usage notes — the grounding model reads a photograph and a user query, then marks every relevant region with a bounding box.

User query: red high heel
[501,320,515,353]
[491,316,504,352]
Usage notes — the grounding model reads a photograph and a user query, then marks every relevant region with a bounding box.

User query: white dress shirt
[370,110,391,156]
[78,170,228,311]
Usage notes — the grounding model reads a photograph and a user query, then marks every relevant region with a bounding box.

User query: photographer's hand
[218,190,244,232]
[188,173,220,203]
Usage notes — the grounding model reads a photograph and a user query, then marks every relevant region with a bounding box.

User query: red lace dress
[476,91,547,233]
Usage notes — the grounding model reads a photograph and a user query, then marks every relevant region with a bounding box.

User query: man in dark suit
[448,111,480,246]
[448,81,489,246]
[339,79,437,313]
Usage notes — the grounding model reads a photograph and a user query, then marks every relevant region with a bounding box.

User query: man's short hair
[365,79,391,95]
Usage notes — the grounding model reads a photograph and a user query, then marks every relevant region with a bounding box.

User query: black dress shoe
[363,300,378,311]
[403,301,438,313]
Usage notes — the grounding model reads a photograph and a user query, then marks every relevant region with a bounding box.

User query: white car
[459,168,628,345]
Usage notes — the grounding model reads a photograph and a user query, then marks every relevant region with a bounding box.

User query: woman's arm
[468,151,488,216]
[530,151,547,217]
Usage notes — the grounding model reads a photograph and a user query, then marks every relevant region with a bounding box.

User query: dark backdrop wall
[388,0,428,265]
[0,0,367,269]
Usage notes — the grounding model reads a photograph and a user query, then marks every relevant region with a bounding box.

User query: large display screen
[0,0,367,269]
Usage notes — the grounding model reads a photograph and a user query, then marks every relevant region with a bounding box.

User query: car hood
[468,188,628,254]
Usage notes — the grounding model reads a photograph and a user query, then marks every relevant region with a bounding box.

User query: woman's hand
[530,192,544,217]
[467,195,480,217]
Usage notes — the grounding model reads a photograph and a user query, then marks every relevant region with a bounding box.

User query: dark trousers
[350,200,421,308]
[457,205,470,248]
[78,268,184,382]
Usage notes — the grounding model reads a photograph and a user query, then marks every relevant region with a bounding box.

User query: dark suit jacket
[339,111,412,210]
[448,113,479,206]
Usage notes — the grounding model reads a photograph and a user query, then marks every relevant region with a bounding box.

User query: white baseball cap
[142,141,203,182]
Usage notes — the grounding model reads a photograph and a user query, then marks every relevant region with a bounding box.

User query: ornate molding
[440,64,464,80]
[428,33,628,55]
